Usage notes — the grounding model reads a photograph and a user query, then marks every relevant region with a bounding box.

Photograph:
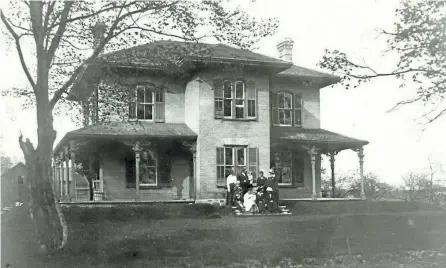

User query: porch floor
[281,198,363,201]
[60,199,195,207]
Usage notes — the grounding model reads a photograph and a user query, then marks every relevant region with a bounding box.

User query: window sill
[128,119,155,122]
[279,183,304,188]
[126,184,170,189]
[217,118,257,122]
[272,124,302,128]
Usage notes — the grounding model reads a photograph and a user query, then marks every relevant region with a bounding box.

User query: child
[266,187,280,213]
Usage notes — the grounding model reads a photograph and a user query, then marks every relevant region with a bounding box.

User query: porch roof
[271,127,368,151]
[55,122,197,152]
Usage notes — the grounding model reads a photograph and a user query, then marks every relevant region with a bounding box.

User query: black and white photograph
[0,0,445,267]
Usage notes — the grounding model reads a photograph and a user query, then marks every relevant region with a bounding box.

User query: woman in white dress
[243,187,258,213]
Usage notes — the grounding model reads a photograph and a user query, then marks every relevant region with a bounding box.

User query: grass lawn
[2,205,446,267]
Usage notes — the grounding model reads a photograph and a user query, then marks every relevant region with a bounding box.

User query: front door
[170,156,191,200]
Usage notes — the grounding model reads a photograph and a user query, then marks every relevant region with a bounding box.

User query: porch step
[232,204,292,217]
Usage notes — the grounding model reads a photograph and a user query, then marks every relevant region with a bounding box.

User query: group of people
[226,168,280,214]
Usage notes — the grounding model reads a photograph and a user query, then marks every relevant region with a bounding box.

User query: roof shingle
[65,122,197,139]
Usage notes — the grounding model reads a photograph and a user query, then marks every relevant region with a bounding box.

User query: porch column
[182,141,197,200]
[329,151,337,198]
[308,145,319,200]
[59,151,65,197]
[357,147,366,199]
[133,142,142,201]
[70,150,76,201]
[64,147,70,199]
[192,146,197,200]
[54,157,60,199]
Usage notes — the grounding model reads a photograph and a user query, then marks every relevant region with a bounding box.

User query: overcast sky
[1,0,445,185]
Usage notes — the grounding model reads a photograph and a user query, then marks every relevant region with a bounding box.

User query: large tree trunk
[19,105,68,255]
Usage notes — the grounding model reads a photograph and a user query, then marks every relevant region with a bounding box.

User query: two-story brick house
[52,34,368,204]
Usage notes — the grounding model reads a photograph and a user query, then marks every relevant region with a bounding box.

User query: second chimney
[277,37,294,62]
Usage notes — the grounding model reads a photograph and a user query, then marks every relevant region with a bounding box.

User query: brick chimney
[276,37,294,62]
[91,21,106,54]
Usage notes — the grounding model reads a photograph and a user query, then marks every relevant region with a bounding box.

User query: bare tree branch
[0,9,36,90]
[46,1,73,64]
[387,95,423,113]
[49,1,180,108]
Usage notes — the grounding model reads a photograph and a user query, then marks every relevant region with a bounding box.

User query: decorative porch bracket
[182,141,197,200]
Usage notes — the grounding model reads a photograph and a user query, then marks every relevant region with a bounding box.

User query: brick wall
[190,71,271,199]
[95,74,186,123]
[270,79,320,129]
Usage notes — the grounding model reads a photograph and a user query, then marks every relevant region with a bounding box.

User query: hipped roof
[68,40,339,101]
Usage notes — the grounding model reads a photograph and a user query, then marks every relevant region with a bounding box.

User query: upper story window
[271,92,302,127]
[129,85,165,122]
[214,79,257,120]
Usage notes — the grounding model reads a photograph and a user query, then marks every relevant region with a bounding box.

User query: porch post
[133,142,141,201]
[329,152,336,198]
[182,141,197,200]
[192,146,197,200]
[64,146,69,199]
[70,150,76,201]
[308,145,319,200]
[357,146,366,199]
[54,157,60,199]
[59,151,65,197]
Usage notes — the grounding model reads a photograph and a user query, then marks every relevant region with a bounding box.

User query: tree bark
[19,127,68,254]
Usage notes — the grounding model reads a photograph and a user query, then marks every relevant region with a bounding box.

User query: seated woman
[243,186,259,213]
[233,182,244,211]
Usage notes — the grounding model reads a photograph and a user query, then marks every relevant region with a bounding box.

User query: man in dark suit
[237,167,251,199]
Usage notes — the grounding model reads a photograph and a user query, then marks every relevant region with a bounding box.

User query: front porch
[52,122,197,203]
[271,127,369,201]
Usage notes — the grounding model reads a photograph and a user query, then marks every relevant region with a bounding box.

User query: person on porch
[243,186,258,213]
[226,168,237,206]
[257,170,267,189]
[256,186,267,214]
[265,187,280,213]
[266,168,279,203]
[237,167,250,199]
[233,182,244,211]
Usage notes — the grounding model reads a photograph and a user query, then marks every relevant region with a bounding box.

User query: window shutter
[214,79,224,118]
[129,102,136,119]
[247,147,259,179]
[246,80,256,119]
[271,92,279,125]
[154,91,165,122]
[293,94,302,127]
[216,147,225,186]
